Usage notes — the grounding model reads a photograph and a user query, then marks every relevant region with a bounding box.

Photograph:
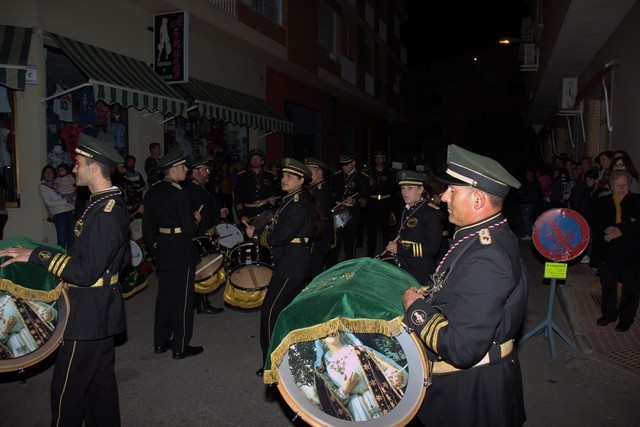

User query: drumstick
[248,266,259,288]
[332,192,359,210]
[197,204,204,214]
[241,218,251,228]
[376,235,401,258]
[195,254,224,275]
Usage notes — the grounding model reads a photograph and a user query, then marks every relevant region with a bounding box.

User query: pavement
[2,230,640,426]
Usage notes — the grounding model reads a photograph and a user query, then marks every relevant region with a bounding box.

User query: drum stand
[518,278,576,359]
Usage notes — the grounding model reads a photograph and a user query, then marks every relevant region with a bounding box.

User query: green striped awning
[179,78,293,134]
[0,25,33,91]
[47,32,185,116]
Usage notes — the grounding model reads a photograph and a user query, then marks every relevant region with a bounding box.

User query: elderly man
[591,169,640,332]
[0,133,129,426]
[403,144,528,427]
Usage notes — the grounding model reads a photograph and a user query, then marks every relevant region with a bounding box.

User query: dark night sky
[406,1,526,64]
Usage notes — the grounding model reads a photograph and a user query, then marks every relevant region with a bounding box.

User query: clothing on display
[0,87,12,113]
[47,145,72,169]
[52,84,73,122]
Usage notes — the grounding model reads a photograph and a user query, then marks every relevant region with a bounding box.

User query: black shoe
[596,316,616,326]
[196,304,224,314]
[154,342,171,354]
[615,320,633,332]
[256,367,264,376]
[172,345,204,360]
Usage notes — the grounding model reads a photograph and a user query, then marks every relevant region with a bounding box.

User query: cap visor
[433,171,467,186]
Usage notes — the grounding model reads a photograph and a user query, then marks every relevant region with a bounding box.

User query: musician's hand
[268,196,276,205]
[194,210,201,223]
[220,208,229,219]
[137,204,145,215]
[240,215,249,225]
[245,225,256,239]
[385,242,398,254]
[0,247,34,268]
[403,287,425,310]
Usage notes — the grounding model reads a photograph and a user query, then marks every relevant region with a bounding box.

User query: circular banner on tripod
[532,208,590,262]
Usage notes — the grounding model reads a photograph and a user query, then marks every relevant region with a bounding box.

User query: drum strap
[431,340,514,374]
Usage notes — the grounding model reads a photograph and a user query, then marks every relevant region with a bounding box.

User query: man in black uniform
[385,171,443,286]
[234,148,278,225]
[143,151,204,360]
[183,158,228,314]
[305,157,333,278]
[144,142,162,185]
[366,150,398,257]
[246,158,314,375]
[403,144,527,427]
[0,133,129,426]
[325,154,370,268]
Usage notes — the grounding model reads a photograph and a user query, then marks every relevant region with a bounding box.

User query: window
[252,0,281,24]
[318,2,335,60]
[0,88,18,206]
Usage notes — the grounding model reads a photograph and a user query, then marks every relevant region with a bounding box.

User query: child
[55,163,76,203]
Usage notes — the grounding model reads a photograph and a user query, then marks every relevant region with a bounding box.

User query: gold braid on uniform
[420,313,448,352]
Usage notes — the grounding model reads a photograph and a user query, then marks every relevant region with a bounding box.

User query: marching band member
[304,157,334,279]
[234,148,278,225]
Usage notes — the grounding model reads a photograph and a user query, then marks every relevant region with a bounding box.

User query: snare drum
[193,235,226,294]
[215,223,245,252]
[223,242,273,309]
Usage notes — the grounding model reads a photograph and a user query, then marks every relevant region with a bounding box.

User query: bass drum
[262,257,429,426]
[223,242,272,309]
[0,287,70,373]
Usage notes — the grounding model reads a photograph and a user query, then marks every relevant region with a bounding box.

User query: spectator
[595,150,614,192]
[573,169,599,264]
[591,170,640,332]
[38,165,75,250]
[55,163,76,204]
[612,154,640,194]
[144,142,162,185]
[518,167,541,240]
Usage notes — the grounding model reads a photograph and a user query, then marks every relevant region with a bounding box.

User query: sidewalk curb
[557,284,594,355]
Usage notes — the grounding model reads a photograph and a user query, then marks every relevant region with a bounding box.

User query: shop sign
[154,11,189,84]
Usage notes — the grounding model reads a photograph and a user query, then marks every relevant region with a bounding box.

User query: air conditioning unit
[559,77,578,110]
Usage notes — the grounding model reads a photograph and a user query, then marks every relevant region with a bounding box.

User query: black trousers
[309,230,332,279]
[260,275,306,364]
[599,265,640,322]
[366,200,392,257]
[325,214,359,268]
[51,338,120,427]
[154,265,195,353]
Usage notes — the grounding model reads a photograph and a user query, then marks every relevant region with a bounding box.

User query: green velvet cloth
[0,237,64,302]
[264,257,419,384]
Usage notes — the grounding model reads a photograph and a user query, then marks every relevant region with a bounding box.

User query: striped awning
[0,25,33,91]
[179,78,293,134]
[47,32,185,116]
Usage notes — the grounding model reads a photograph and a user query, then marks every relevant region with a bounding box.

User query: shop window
[318,2,336,60]
[45,49,129,167]
[163,114,248,170]
[252,0,281,24]
[0,87,18,206]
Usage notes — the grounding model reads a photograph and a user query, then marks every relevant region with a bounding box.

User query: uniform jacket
[234,168,278,219]
[331,169,370,218]
[29,187,129,340]
[256,188,313,278]
[403,213,528,427]
[366,166,398,206]
[394,200,443,286]
[183,178,221,236]
[142,178,199,269]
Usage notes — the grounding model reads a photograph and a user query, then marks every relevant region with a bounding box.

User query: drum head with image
[0,288,70,373]
[277,329,428,426]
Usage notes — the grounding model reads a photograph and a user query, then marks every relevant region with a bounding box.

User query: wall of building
[1,0,268,240]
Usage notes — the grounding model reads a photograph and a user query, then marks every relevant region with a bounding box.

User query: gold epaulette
[428,202,440,210]
[171,182,182,190]
[104,199,115,212]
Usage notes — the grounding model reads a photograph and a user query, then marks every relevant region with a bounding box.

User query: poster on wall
[154,11,189,84]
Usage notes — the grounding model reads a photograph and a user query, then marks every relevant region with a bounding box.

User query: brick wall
[237,1,286,46]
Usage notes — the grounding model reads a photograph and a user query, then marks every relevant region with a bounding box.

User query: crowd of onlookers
[517,150,640,332]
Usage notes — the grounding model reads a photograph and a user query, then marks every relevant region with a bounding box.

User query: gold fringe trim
[0,278,63,303]
[263,316,404,384]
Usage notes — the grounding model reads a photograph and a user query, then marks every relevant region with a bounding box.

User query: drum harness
[411,217,515,376]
